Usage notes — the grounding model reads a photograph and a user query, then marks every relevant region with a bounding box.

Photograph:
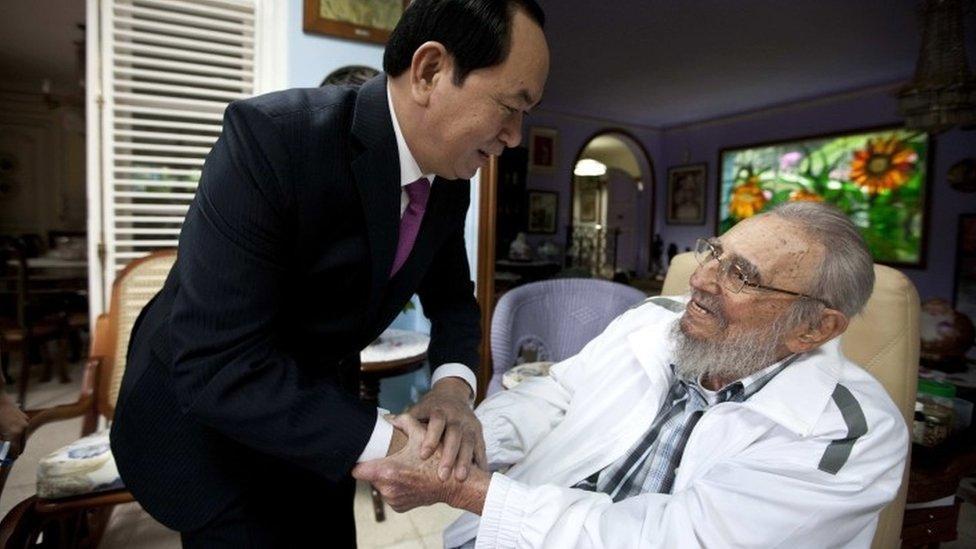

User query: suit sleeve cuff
[356,407,393,463]
[476,473,527,548]
[431,363,477,405]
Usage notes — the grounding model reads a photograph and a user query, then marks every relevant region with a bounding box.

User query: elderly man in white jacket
[354,202,909,548]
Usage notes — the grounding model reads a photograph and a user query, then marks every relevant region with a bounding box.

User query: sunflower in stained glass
[729,177,767,219]
[850,136,917,195]
[788,188,823,203]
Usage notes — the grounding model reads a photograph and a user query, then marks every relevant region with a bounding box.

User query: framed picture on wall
[666,163,707,225]
[303,0,409,45]
[528,127,558,173]
[527,190,558,234]
[578,188,599,223]
[955,214,976,324]
[718,126,930,266]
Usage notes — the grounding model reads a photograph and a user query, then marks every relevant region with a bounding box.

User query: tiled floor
[2,358,975,548]
[92,482,462,549]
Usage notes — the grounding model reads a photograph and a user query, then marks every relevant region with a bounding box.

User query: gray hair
[765,202,875,326]
[320,65,380,88]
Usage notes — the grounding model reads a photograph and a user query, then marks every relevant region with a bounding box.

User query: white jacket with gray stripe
[444,296,909,548]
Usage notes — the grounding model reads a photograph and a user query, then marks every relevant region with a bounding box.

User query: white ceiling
[0,0,86,94]
[537,0,974,128]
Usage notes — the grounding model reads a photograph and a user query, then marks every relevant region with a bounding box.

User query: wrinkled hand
[353,415,489,514]
[406,377,487,481]
[0,393,27,459]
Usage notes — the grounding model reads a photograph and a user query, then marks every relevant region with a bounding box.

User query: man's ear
[786,308,849,354]
[408,41,451,107]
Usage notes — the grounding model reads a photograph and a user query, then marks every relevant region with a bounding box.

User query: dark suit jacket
[110,75,481,532]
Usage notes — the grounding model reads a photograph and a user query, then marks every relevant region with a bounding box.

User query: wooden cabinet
[902,498,962,547]
[901,439,976,547]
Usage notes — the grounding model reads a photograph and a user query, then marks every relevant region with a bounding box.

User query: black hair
[383,0,545,86]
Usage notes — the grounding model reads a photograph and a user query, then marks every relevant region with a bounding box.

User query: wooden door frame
[474,156,498,404]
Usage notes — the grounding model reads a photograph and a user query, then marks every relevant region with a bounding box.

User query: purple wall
[656,85,976,301]
[518,86,973,301]
[520,111,662,275]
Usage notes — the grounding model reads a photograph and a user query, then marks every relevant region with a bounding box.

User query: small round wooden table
[359,328,430,522]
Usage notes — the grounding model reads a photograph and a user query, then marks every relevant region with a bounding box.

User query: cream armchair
[662,252,919,549]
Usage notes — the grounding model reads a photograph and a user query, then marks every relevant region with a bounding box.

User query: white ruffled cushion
[36,428,124,499]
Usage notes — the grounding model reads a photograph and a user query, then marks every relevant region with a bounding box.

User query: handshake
[353,378,491,516]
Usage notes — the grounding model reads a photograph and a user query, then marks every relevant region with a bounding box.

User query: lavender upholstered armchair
[487,279,647,396]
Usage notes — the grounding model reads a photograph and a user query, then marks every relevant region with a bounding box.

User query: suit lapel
[351,75,400,317]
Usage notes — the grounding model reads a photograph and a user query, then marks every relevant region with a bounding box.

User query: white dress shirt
[355,84,478,462]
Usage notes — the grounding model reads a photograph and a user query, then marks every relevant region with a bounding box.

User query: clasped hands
[352,378,489,515]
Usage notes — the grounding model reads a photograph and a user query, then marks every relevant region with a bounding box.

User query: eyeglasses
[693,238,832,308]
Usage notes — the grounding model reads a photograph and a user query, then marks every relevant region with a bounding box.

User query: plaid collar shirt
[574,354,799,501]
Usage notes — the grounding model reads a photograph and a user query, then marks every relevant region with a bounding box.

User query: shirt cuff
[431,363,477,404]
[356,407,393,463]
[476,473,527,548]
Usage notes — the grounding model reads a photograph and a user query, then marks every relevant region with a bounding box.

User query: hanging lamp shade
[897,0,976,133]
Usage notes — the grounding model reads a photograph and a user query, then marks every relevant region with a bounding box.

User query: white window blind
[97,0,256,293]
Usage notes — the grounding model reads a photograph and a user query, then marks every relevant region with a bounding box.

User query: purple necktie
[390,177,431,277]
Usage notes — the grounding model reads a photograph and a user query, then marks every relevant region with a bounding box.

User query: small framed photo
[667,163,707,225]
[303,0,409,45]
[528,127,558,173]
[527,191,558,234]
[578,188,599,223]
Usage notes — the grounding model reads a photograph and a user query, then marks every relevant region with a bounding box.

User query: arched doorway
[569,130,655,282]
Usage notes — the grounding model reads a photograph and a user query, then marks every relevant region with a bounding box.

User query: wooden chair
[14,236,44,261]
[0,250,176,548]
[0,238,69,407]
[45,231,86,252]
[45,232,90,362]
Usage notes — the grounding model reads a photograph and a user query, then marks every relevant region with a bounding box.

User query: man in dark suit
[109,0,549,546]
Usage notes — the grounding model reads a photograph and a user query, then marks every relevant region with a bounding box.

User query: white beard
[671,315,788,384]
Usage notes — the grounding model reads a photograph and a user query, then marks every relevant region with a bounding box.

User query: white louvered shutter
[96,0,258,301]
